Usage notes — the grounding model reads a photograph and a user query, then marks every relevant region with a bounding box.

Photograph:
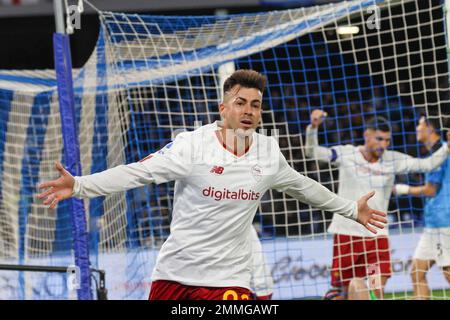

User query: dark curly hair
[223,69,267,97]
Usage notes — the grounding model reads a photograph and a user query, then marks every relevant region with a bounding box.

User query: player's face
[219,85,262,132]
[364,129,391,158]
[416,121,432,143]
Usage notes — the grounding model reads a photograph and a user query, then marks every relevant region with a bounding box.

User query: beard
[235,127,255,138]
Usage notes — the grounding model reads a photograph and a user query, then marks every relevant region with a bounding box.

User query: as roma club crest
[251,164,263,182]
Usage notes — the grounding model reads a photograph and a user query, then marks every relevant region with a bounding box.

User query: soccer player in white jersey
[305,109,450,299]
[394,117,450,299]
[38,70,387,300]
[249,225,273,300]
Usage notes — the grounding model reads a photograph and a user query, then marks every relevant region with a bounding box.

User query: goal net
[0,0,448,299]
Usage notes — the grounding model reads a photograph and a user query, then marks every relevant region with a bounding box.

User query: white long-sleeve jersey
[73,121,359,289]
[304,124,449,237]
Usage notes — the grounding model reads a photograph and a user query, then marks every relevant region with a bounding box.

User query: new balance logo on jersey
[202,186,261,201]
[210,166,224,175]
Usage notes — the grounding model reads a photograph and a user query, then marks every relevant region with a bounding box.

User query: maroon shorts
[149,280,253,300]
[331,234,392,288]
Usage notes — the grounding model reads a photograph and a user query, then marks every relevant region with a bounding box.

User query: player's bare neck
[217,128,252,157]
[424,134,440,151]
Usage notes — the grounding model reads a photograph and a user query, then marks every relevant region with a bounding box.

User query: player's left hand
[356,191,387,234]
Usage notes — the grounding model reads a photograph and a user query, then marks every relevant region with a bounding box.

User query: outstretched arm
[37,162,76,209]
[393,132,450,174]
[393,182,438,197]
[304,109,337,162]
[38,161,155,209]
[38,133,192,209]
[272,154,387,234]
[285,175,386,234]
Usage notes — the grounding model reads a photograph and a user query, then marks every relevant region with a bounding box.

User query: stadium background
[2,0,447,233]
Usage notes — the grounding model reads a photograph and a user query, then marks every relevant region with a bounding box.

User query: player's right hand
[310,109,327,128]
[37,161,75,209]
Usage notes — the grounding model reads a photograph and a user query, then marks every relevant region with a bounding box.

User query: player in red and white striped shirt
[38,69,387,300]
